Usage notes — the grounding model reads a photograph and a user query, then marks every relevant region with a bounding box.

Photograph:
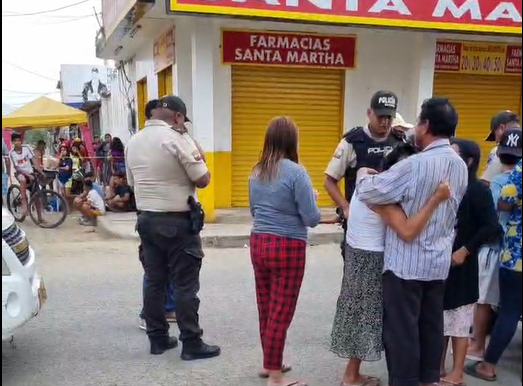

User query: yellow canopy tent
[2,96,87,130]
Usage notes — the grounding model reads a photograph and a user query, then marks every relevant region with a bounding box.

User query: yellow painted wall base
[197,152,216,223]
[214,151,232,208]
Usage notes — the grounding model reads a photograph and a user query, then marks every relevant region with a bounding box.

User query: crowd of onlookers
[2,132,136,227]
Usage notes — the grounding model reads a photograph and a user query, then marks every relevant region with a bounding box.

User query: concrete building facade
[97,0,522,221]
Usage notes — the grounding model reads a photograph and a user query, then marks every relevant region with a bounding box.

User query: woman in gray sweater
[249,116,336,386]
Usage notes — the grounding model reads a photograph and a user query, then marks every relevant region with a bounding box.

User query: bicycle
[6,171,68,229]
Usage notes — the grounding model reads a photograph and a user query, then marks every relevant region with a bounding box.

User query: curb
[97,217,343,248]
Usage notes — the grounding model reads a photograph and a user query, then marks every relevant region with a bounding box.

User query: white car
[2,207,47,341]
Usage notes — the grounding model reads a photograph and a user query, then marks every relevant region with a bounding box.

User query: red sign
[435,40,522,76]
[170,0,522,35]
[435,41,462,72]
[505,45,523,74]
[221,30,357,69]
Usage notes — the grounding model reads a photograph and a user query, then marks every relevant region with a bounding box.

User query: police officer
[324,91,404,259]
[126,95,220,360]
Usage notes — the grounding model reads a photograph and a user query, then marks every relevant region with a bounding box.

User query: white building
[96,0,522,222]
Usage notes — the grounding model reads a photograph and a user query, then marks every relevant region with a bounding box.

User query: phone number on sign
[461,55,503,73]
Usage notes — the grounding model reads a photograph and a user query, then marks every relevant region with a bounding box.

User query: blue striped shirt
[356,139,468,281]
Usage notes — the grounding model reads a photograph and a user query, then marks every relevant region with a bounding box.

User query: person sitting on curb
[73,172,104,223]
[78,179,105,226]
[106,172,134,212]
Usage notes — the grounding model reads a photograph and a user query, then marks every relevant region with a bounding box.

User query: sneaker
[139,318,146,331]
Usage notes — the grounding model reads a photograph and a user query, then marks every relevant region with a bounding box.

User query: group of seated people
[72,171,135,226]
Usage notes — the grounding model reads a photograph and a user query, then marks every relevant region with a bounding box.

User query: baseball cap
[370,90,398,118]
[159,95,191,123]
[497,128,522,157]
[486,111,520,142]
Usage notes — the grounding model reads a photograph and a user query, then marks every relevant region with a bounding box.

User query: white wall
[116,15,523,151]
[135,43,158,101]
[100,61,137,143]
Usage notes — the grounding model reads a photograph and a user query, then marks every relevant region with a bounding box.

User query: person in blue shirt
[466,134,522,382]
[58,146,73,202]
[467,128,522,361]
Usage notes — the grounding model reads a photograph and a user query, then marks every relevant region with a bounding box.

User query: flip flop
[464,362,496,382]
[259,364,292,378]
[465,353,483,361]
[440,378,466,386]
[342,375,381,386]
[280,382,307,386]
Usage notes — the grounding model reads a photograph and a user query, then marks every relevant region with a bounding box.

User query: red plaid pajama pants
[250,233,306,370]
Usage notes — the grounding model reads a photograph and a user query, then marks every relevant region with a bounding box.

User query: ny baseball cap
[486,111,520,142]
[370,90,398,118]
[159,95,191,123]
[497,128,522,157]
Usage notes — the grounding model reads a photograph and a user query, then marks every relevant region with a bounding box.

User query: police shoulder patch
[333,148,344,159]
[192,150,203,161]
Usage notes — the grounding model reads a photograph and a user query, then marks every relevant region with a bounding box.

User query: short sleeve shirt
[480,146,503,183]
[499,160,522,272]
[125,120,209,212]
[10,146,34,174]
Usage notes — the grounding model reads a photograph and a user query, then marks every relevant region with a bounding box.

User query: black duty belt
[138,211,191,219]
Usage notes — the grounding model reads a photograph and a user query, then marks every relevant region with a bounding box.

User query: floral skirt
[444,304,475,338]
[330,244,384,361]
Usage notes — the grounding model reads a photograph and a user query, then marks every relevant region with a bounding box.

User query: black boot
[149,336,178,355]
[181,340,221,361]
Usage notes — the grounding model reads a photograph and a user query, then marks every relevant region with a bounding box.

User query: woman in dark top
[110,137,126,174]
[58,145,73,203]
[440,138,503,386]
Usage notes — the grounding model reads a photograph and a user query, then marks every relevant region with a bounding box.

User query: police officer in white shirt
[125,96,220,360]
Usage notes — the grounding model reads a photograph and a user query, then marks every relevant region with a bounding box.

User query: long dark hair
[111,137,125,152]
[252,116,299,181]
[450,137,481,183]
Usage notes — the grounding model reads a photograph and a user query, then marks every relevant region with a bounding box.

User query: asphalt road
[2,220,521,386]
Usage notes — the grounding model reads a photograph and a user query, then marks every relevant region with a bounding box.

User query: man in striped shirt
[356,98,468,386]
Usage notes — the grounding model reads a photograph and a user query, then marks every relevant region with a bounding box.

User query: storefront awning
[2,96,87,130]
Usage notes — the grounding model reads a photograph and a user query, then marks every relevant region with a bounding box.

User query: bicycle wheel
[28,189,68,229]
[6,184,26,222]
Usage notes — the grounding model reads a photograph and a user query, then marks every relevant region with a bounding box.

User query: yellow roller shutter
[231,65,344,207]
[137,78,148,130]
[157,65,173,97]
[433,73,522,172]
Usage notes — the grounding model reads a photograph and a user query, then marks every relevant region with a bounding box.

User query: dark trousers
[484,268,523,365]
[250,233,306,370]
[382,271,445,386]
[137,211,204,343]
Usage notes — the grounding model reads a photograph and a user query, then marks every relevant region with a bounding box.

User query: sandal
[270,382,307,386]
[464,362,496,382]
[342,375,380,386]
[259,364,292,378]
[440,378,466,386]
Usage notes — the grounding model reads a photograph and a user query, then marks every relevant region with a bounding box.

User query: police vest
[343,127,404,201]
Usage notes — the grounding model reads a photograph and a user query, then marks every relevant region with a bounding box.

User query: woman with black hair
[110,137,126,175]
[108,137,126,196]
[440,138,503,386]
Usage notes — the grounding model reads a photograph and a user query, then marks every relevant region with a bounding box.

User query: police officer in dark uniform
[125,96,220,360]
[324,91,405,259]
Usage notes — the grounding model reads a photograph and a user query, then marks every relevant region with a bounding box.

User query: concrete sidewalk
[97,210,344,248]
